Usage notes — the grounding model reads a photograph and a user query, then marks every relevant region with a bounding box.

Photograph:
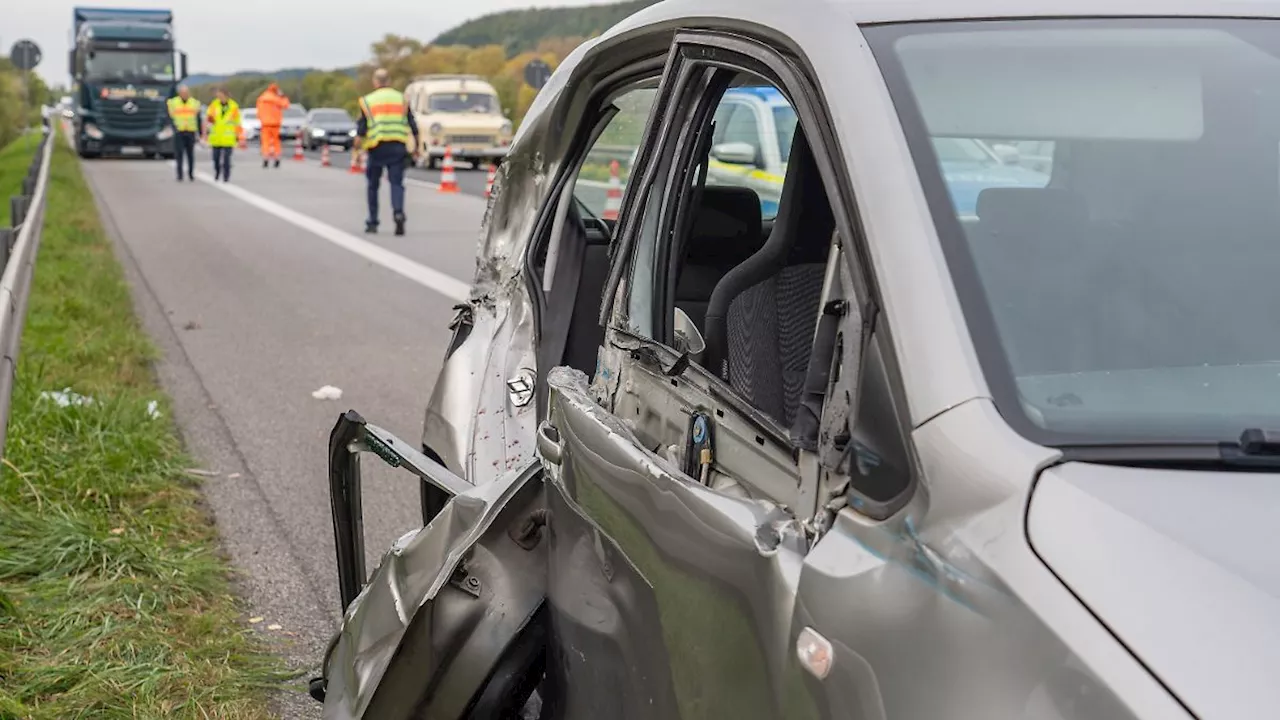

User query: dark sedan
[301,108,357,151]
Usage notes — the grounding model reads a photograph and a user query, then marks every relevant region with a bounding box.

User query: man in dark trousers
[166,84,201,182]
[355,68,420,235]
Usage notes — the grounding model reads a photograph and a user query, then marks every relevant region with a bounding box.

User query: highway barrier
[0,118,54,460]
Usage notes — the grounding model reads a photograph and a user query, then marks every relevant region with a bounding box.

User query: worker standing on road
[355,68,419,236]
[166,84,201,182]
[203,87,243,183]
[255,82,290,169]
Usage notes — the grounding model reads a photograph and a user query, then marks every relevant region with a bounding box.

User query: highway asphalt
[80,145,486,717]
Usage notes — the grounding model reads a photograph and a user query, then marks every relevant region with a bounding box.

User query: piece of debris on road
[311,385,343,400]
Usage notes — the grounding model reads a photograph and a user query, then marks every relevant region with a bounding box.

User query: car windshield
[284,107,305,119]
[312,110,350,123]
[932,137,997,164]
[868,19,1280,445]
[85,50,173,82]
[428,92,496,113]
[243,109,257,119]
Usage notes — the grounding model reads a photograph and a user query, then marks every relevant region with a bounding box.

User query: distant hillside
[186,67,353,88]
[433,0,658,54]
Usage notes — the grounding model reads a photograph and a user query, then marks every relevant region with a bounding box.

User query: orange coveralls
[255,84,290,160]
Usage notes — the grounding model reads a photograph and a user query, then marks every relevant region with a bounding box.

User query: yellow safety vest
[358,87,410,150]
[205,99,242,147]
[167,96,200,133]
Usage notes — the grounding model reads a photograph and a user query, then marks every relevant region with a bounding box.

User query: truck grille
[99,99,165,133]
[446,134,495,146]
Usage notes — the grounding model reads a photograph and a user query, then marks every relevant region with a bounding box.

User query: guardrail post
[9,197,27,228]
[0,228,10,271]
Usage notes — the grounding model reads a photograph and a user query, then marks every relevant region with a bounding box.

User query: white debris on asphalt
[311,385,343,400]
[39,388,94,407]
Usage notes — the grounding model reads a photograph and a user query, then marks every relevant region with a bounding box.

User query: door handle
[537,421,563,466]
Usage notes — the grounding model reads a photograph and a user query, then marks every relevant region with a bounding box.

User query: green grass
[0,133,284,718]
[0,134,39,227]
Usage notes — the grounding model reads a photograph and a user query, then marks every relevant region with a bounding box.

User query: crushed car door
[316,412,549,720]
[538,366,814,720]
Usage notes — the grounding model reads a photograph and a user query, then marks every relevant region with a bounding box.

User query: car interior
[537,74,837,434]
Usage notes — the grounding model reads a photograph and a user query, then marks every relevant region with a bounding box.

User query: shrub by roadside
[0,133,283,718]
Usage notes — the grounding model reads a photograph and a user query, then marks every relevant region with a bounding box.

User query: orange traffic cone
[321,144,331,167]
[484,163,496,199]
[349,148,364,174]
[602,159,623,221]
[438,146,459,193]
[293,135,304,161]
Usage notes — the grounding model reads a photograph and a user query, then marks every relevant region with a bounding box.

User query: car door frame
[536,24,921,719]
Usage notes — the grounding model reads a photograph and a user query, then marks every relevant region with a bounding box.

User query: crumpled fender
[322,463,547,719]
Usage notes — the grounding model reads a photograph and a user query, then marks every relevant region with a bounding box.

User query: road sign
[9,40,41,71]
[523,59,552,90]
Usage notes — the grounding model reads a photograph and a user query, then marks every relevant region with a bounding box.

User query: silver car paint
[1029,462,1280,719]
[376,1,1280,718]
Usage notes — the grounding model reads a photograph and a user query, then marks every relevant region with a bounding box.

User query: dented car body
[316,1,1280,718]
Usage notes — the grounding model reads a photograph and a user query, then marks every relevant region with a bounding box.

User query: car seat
[703,130,835,427]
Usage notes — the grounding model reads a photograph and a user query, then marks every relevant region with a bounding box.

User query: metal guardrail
[0,117,56,459]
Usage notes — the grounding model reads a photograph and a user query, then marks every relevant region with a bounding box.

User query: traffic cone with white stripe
[293,135,305,161]
[484,163,496,199]
[603,159,623,221]
[349,147,364,174]
[438,146,459,194]
[321,144,331,167]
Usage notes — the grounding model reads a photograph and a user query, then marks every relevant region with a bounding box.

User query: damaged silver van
[312,1,1280,718]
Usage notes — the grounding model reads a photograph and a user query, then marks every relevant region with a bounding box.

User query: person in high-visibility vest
[166,84,202,182]
[203,87,244,183]
[255,82,290,168]
[354,68,419,235]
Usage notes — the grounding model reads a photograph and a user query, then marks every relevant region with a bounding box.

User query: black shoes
[365,222,377,234]
[393,213,405,236]
[274,159,280,168]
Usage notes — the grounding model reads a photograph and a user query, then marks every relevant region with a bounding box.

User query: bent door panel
[542,367,812,719]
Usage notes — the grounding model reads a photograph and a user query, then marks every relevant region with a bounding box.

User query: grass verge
[0,133,284,718]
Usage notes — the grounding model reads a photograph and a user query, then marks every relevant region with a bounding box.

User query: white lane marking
[194,171,471,302]
[406,177,441,190]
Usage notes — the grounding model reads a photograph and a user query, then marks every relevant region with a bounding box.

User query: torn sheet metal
[321,462,542,720]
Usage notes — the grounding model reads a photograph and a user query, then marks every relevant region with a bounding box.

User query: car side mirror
[991,143,1021,165]
[710,141,758,167]
[673,307,706,362]
[179,52,188,81]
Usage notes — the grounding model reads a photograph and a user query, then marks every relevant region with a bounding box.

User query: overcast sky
[9,0,609,85]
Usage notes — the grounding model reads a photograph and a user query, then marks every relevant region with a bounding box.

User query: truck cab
[403,75,513,169]
[69,7,188,159]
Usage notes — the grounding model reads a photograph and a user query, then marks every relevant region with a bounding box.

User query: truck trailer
[69,7,188,159]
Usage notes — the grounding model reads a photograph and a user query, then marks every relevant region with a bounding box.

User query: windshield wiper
[1220,428,1280,467]
[1059,428,1280,471]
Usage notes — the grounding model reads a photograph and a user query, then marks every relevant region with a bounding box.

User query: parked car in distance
[404,74,512,169]
[240,108,260,141]
[280,105,306,140]
[301,108,356,151]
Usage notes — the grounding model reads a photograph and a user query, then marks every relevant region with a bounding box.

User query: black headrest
[781,132,835,265]
[685,186,764,267]
[976,188,1087,228]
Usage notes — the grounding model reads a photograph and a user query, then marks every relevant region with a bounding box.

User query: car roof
[610,0,1280,33]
